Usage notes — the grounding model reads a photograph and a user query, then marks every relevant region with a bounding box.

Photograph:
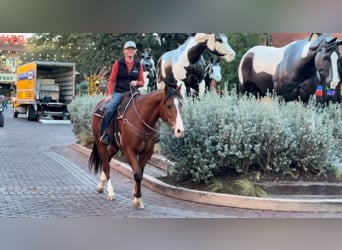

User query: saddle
[94,89,141,147]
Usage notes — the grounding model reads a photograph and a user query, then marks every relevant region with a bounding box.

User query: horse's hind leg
[97,146,116,200]
[97,171,106,193]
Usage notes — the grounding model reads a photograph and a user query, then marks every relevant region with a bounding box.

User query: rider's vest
[114,59,140,93]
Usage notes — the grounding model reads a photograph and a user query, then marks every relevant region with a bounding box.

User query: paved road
[1,106,342,218]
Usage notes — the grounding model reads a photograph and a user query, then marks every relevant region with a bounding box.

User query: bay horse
[204,57,222,95]
[238,33,342,103]
[88,85,184,209]
[141,50,157,92]
[156,33,235,97]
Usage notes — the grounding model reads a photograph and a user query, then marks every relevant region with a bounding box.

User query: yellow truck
[14,61,76,120]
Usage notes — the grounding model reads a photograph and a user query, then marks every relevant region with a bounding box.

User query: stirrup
[100,134,110,145]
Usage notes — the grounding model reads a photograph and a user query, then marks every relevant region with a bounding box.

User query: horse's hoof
[96,187,104,193]
[108,193,115,201]
[133,197,144,210]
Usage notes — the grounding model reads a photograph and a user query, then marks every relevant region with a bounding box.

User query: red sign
[0,34,25,45]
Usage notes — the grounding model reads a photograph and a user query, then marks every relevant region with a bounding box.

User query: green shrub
[68,91,342,185]
[159,92,342,183]
[68,94,104,147]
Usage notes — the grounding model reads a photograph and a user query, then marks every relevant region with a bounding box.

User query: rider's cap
[124,41,136,49]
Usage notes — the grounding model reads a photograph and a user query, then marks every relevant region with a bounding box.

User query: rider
[99,40,145,145]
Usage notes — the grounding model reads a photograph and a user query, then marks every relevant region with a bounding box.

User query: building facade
[0,34,28,97]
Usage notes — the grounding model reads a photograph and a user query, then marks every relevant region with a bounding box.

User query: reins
[123,86,172,136]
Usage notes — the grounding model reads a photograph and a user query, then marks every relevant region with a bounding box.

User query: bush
[159,92,342,183]
[68,94,104,147]
[68,92,342,185]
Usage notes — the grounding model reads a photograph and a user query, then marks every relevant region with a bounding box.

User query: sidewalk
[72,143,342,213]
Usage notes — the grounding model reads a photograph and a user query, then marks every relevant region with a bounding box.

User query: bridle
[126,86,176,136]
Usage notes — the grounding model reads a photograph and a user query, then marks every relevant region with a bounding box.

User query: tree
[23,33,188,83]
[22,33,266,92]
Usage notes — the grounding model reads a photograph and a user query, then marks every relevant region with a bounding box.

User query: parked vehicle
[0,106,4,127]
[13,61,76,120]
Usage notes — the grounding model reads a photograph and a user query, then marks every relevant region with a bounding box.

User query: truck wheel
[0,113,4,127]
[27,105,37,121]
[62,112,69,120]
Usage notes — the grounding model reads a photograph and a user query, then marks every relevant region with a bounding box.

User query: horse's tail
[88,142,102,174]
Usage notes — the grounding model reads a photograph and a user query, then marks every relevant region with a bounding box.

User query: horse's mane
[166,87,182,101]
[174,36,192,54]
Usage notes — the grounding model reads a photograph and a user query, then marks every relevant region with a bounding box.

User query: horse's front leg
[125,149,147,210]
[134,150,155,210]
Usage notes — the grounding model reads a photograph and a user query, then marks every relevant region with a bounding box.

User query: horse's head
[313,35,342,89]
[160,85,184,138]
[141,51,155,73]
[193,33,236,62]
[207,57,222,82]
[141,51,157,91]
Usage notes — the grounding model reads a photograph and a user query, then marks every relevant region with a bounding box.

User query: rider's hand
[130,80,137,87]
[105,95,112,102]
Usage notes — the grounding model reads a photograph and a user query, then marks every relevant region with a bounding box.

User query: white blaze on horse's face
[172,97,184,138]
[328,51,340,89]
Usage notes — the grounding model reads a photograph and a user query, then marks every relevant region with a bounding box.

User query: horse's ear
[336,39,342,46]
[309,33,325,50]
[327,37,337,44]
[176,84,182,94]
[309,33,322,42]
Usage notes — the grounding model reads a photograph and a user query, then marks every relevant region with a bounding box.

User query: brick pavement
[1,106,342,218]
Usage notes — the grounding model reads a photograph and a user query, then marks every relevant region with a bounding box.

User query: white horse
[156,33,235,98]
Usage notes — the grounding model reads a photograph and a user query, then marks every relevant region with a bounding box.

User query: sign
[0,34,25,45]
[18,70,34,80]
[0,73,16,82]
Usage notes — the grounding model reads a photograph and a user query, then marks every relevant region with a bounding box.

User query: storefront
[0,33,28,98]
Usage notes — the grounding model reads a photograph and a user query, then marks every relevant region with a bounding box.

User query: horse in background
[156,33,235,98]
[184,57,223,99]
[141,50,157,92]
[238,33,342,103]
[88,85,184,209]
[315,56,342,104]
[204,57,222,95]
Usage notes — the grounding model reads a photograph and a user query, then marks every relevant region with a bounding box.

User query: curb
[72,143,342,213]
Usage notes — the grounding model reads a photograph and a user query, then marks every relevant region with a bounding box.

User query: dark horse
[88,85,184,209]
[315,57,342,104]
[156,33,235,98]
[141,50,157,92]
[238,33,342,103]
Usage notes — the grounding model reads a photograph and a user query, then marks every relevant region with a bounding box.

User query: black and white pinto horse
[204,57,222,95]
[238,33,342,103]
[141,50,157,92]
[157,33,235,98]
[315,57,342,104]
